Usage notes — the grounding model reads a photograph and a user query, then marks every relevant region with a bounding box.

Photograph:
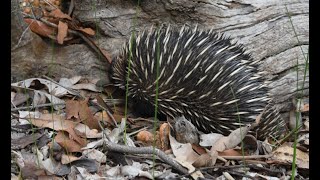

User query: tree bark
[11,0,309,116]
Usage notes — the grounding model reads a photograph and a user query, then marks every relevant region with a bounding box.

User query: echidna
[110,25,286,140]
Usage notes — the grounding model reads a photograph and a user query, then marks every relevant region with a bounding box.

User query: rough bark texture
[11,0,309,118]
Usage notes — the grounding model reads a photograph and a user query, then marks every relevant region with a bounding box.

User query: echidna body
[111,25,286,140]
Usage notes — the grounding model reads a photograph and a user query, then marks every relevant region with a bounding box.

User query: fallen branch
[102,140,188,175]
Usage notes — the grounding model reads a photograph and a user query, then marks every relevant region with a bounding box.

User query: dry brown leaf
[136,130,154,146]
[78,98,100,130]
[61,154,81,164]
[24,19,56,38]
[21,162,47,179]
[193,150,218,167]
[29,118,77,131]
[65,127,87,146]
[57,21,68,44]
[94,111,113,125]
[272,143,309,169]
[66,99,81,120]
[48,9,72,20]
[66,99,100,129]
[78,27,95,36]
[159,123,170,151]
[55,131,82,152]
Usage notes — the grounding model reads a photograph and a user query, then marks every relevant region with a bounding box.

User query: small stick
[223,172,235,180]
[39,17,110,67]
[42,75,83,99]
[11,102,66,111]
[225,171,254,179]
[102,140,188,175]
[220,154,272,160]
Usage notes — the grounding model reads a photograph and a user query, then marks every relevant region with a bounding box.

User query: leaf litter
[11,75,309,179]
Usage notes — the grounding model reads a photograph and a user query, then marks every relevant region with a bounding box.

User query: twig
[11,102,66,111]
[42,75,83,99]
[12,23,32,50]
[220,154,273,160]
[95,95,118,127]
[223,172,235,180]
[225,171,254,179]
[38,17,110,68]
[97,120,111,142]
[246,164,283,175]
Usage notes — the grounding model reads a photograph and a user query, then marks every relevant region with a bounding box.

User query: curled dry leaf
[159,123,170,151]
[24,19,56,38]
[211,125,250,152]
[136,130,154,146]
[57,21,68,44]
[48,9,72,20]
